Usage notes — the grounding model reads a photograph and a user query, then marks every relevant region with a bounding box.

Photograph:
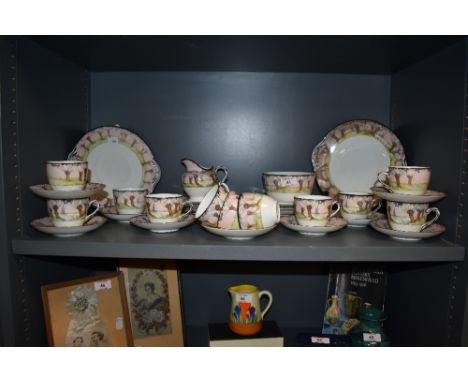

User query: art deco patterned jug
[228,284,273,336]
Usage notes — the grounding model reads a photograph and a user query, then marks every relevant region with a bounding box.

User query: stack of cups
[377,166,440,232]
[45,160,100,227]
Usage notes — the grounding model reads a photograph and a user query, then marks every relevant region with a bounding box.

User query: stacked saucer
[131,214,196,233]
[30,160,107,237]
[281,215,347,236]
[370,166,446,241]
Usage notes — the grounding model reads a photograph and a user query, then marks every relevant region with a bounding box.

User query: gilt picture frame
[119,259,184,346]
[41,272,133,347]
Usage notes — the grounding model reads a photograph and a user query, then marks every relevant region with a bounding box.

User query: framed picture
[41,272,133,347]
[119,259,184,346]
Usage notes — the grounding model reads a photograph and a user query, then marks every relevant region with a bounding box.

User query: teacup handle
[377,171,393,193]
[371,199,382,213]
[214,166,228,184]
[329,201,341,218]
[420,207,440,232]
[220,182,230,192]
[258,290,273,320]
[84,200,100,224]
[180,201,194,219]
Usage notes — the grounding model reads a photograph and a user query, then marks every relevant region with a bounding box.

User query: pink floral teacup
[46,160,88,191]
[145,193,193,223]
[294,195,340,227]
[113,188,147,215]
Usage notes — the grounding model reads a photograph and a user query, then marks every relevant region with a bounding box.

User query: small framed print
[119,259,184,346]
[41,272,133,347]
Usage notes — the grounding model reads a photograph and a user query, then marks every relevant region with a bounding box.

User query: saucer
[31,216,107,237]
[369,218,445,241]
[101,206,143,223]
[341,213,373,228]
[130,214,196,233]
[29,183,105,200]
[201,224,278,240]
[280,216,347,236]
[371,187,446,203]
[345,217,371,228]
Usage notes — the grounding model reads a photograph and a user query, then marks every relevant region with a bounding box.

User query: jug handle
[214,166,228,184]
[258,290,273,320]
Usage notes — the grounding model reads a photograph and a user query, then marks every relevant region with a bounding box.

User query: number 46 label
[363,333,382,342]
[95,280,112,291]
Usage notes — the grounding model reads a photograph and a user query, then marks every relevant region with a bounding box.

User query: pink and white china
[46,198,100,227]
[201,224,278,240]
[377,166,431,195]
[217,191,241,230]
[113,187,147,215]
[145,193,193,223]
[312,120,406,197]
[46,160,88,191]
[338,192,381,226]
[238,192,280,229]
[31,216,107,237]
[262,171,315,204]
[294,195,340,227]
[195,183,230,227]
[181,158,228,202]
[196,184,280,231]
[68,125,161,195]
[370,215,445,241]
[371,186,446,204]
[29,182,105,200]
[281,215,347,236]
[131,214,196,233]
[386,201,440,233]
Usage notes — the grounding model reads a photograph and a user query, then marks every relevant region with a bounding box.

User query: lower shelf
[184,325,350,347]
[12,220,465,262]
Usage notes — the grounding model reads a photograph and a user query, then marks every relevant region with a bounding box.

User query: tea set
[29,122,447,241]
[30,160,107,237]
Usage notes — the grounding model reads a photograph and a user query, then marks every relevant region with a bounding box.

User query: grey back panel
[389,40,467,345]
[17,38,89,229]
[391,41,466,241]
[178,261,329,329]
[90,71,390,193]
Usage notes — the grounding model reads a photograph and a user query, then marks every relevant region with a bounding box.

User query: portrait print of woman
[129,268,172,339]
[120,260,184,346]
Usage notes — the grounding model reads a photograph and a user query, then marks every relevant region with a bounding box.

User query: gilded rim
[311,119,406,196]
[68,125,161,193]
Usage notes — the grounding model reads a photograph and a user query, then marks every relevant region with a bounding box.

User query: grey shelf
[184,325,331,347]
[11,220,464,262]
